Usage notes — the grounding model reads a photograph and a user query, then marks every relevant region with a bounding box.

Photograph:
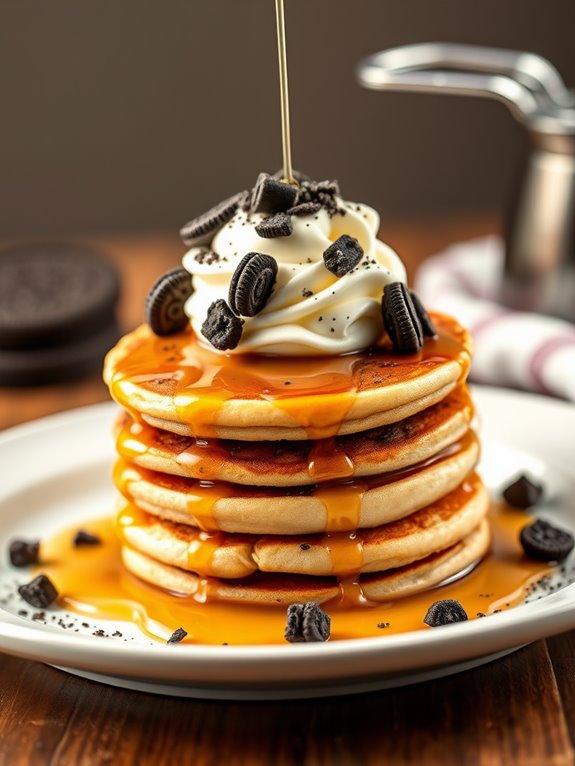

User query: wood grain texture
[2,219,575,766]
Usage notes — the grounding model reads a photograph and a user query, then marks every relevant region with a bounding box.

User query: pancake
[114,430,480,534]
[120,519,491,605]
[117,473,488,578]
[115,386,473,486]
[104,312,471,440]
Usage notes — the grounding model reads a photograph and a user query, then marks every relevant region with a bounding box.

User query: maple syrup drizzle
[34,500,552,645]
[107,314,471,440]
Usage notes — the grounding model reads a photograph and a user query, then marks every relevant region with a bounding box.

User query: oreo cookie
[18,574,58,609]
[323,235,364,277]
[520,519,574,562]
[228,253,278,317]
[0,243,120,386]
[201,299,244,351]
[180,191,248,247]
[255,213,293,239]
[287,202,322,217]
[382,282,424,354]
[410,291,437,338]
[285,601,330,643]
[145,267,194,336]
[73,530,102,547]
[503,474,544,509]
[424,599,468,627]
[251,173,298,215]
[295,179,341,216]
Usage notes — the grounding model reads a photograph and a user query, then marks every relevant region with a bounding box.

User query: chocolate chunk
[167,627,188,644]
[73,530,102,547]
[424,599,468,627]
[145,267,194,337]
[503,474,544,509]
[410,291,437,338]
[228,253,278,317]
[201,299,244,351]
[287,202,322,217]
[323,235,364,277]
[180,191,248,246]
[18,574,58,609]
[251,173,298,214]
[295,180,341,217]
[382,282,423,354]
[285,601,330,643]
[255,213,293,239]
[520,519,574,562]
[9,539,40,567]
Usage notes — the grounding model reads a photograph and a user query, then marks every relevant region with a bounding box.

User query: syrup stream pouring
[357,42,575,322]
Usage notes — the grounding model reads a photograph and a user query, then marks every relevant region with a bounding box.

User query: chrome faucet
[357,43,575,322]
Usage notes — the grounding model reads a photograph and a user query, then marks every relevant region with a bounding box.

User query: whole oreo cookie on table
[201,299,244,351]
[0,243,120,386]
[228,253,278,317]
[145,267,194,336]
[382,282,424,354]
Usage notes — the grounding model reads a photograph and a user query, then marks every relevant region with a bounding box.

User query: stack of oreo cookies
[0,244,120,386]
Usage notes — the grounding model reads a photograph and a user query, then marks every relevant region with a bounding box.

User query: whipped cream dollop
[183,194,407,355]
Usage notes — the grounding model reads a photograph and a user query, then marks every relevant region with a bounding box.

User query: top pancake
[104,312,471,441]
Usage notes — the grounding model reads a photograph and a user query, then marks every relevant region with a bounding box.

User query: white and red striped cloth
[415,236,575,402]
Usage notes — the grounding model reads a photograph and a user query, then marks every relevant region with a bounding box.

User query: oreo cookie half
[382,282,424,354]
[180,191,248,247]
[228,253,278,317]
[145,268,194,337]
[424,599,468,627]
[255,213,293,239]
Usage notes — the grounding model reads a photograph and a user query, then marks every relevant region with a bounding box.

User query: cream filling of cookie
[183,199,406,355]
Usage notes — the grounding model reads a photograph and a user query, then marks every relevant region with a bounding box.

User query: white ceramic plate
[0,387,574,700]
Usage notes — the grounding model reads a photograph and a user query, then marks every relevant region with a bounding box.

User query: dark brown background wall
[1,0,573,238]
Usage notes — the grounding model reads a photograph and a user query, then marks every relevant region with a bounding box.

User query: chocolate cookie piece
[287,202,322,217]
[229,253,278,317]
[251,173,298,215]
[0,244,119,351]
[18,574,58,609]
[201,299,244,351]
[167,627,188,644]
[73,530,102,547]
[503,474,544,509]
[255,213,293,239]
[180,192,248,247]
[145,268,194,336]
[382,282,424,354]
[285,601,330,643]
[9,539,40,567]
[520,519,574,562]
[323,235,364,277]
[424,599,468,627]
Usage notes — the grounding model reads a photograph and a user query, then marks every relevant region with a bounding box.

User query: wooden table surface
[1,218,575,766]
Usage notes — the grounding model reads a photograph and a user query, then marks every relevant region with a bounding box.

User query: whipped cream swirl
[183,198,406,355]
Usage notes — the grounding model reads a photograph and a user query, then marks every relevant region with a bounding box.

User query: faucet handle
[357,42,574,124]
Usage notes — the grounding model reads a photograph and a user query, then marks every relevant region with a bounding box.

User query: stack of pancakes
[104,312,489,606]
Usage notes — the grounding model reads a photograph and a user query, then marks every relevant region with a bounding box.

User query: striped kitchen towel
[415,236,575,401]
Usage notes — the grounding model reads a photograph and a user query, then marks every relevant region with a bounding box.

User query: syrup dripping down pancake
[114,386,473,487]
[120,519,490,606]
[116,473,488,579]
[114,430,480,535]
[104,313,471,441]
